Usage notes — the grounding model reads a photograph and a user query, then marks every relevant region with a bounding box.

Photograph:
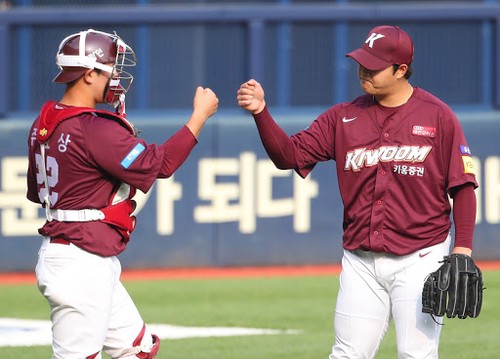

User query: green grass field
[0,270,498,358]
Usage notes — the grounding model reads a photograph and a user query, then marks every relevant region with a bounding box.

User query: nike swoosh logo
[419,251,431,258]
[342,116,357,123]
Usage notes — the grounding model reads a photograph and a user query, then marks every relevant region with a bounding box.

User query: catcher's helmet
[54,29,136,111]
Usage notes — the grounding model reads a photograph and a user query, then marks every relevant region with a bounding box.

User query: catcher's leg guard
[133,324,160,359]
[136,334,160,359]
[104,324,160,358]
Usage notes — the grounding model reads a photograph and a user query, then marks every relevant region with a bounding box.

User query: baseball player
[237,25,478,358]
[26,29,218,358]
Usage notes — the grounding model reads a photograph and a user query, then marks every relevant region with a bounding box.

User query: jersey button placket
[369,130,391,251]
[369,168,388,251]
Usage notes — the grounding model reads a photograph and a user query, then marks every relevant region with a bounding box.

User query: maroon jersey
[27,101,196,256]
[265,88,477,255]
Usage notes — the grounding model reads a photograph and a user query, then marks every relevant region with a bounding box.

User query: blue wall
[1,1,500,117]
[0,110,498,271]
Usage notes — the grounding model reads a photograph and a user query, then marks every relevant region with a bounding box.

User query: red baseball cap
[346,25,414,71]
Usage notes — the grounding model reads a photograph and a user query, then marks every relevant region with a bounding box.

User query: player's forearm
[452,183,476,252]
[185,111,209,139]
[253,106,297,170]
[159,125,197,177]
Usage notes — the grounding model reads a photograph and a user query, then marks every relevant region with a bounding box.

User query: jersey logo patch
[460,145,472,155]
[412,125,436,138]
[342,116,358,123]
[121,143,145,169]
[462,156,476,175]
[344,145,432,171]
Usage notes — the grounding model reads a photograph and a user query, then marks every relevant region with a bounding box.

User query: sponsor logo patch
[462,156,475,175]
[121,143,145,169]
[412,125,436,138]
[460,145,472,155]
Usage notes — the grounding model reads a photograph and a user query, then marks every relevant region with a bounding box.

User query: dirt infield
[1,262,499,285]
[0,265,341,285]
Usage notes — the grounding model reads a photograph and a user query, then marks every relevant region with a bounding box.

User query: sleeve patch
[460,145,472,155]
[462,156,475,175]
[121,143,145,169]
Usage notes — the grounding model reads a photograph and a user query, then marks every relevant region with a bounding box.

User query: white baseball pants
[329,236,451,359]
[36,237,153,359]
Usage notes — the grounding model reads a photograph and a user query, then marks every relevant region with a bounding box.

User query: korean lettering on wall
[0,152,319,237]
[2,154,499,237]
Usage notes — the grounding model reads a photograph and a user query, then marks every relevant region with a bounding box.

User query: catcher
[27,29,218,358]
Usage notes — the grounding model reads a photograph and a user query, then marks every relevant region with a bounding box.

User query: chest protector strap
[38,102,138,243]
[47,183,136,243]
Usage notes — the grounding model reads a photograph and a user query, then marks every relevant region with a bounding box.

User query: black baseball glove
[422,253,484,319]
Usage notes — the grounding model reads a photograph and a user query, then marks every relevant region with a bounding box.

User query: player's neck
[59,86,98,109]
[374,83,413,108]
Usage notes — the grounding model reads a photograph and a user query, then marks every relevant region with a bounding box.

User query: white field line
[0,317,301,347]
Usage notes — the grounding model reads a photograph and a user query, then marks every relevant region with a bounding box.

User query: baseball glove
[422,253,484,319]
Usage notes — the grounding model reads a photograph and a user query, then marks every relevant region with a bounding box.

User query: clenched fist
[237,79,266,115]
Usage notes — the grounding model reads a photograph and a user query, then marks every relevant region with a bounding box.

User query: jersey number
[35,153,59,205]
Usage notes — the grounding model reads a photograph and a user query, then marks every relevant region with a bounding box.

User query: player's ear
[395,64,409,79]
[82,68,98,84]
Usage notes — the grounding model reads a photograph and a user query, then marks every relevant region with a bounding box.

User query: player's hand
[193,86,219,120]
[237,79,266,115]
[187,86,219,138]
